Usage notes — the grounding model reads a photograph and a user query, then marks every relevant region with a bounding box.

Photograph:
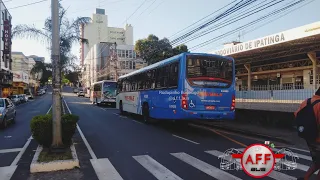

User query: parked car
[73,88,79,93]
[0,98,16,128]
[26,92,34,99]
[78,90,85,97]
[18,94,26,103]
[8,95,20,105]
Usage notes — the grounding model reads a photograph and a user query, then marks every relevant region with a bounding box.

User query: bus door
[184,55,234,112]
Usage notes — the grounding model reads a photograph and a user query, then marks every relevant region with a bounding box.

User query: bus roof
[118,52,233,80]
[92,80,116,85]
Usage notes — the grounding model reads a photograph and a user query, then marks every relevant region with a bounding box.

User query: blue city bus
[116,52,235,123]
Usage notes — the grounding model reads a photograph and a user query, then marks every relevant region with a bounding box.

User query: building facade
[211,21,320,92]
[79,8,133,66]
[0,1,13,97]
[80,8,146,89]
[27,55,45,63]
[12,52,30,94]
[81,43,146,88]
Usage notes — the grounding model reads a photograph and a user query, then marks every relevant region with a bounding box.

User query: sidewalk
[200,121,309,150]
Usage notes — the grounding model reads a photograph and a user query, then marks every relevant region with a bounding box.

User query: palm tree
[12,1,91,147]
[12,2,90,71]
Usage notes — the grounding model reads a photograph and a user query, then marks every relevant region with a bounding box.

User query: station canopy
[211,21,320,65]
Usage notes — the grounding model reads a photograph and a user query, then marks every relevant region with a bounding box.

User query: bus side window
[155,68,162,89]
[169,62,179,87]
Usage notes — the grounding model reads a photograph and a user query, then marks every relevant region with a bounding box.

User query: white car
[77,91,85,97]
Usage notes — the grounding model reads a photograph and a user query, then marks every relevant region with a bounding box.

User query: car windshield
[0,99,4,107]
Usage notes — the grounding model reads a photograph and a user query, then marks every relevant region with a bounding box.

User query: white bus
[91,80,117,107]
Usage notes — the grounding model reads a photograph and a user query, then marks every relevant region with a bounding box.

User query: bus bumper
[180,110,235,120]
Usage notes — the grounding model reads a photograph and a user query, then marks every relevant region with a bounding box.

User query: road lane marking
[190,124,246,147]
[9,105,52,166]
[90,158,123,180]
[289,147,309,153]
[0,166,17,180]
[132,120,143,124]
[133,155,182,180]
[11,135,33,166]
[63,99,97,160]
[205,150,296,180]
[172,135,199,145]
[0,148,22,154]
[113,113,119,116]
[171,152,242,180]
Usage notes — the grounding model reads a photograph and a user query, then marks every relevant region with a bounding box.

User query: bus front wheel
[119,101,124,115]
[142,104,150,123]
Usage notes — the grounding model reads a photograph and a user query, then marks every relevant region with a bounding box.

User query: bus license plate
[205,106,215,110]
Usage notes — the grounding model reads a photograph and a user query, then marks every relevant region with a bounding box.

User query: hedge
[30,114,79,148]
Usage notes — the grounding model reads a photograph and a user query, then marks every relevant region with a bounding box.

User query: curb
[30,144,80,173]
[198,122,293,145]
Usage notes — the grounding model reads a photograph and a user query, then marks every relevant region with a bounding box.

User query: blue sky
[8,0,320,64]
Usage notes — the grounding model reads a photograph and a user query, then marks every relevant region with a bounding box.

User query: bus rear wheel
[119,101,124,115]
[142,104,150,123]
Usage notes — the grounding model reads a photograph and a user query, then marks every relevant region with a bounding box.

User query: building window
[133,62,136,69]
[129,50,133,58]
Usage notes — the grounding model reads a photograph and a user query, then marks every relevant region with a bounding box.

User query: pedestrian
[295,87,320,180]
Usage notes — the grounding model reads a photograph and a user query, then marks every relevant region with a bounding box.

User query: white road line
[8,105,52,166]
[11,135,32,166]
[46,105,52,114]
[0,166,17,180]
[205,150,297,180]
[171,152,241,180]
[113,113,119,116]
[132,120,143,124]
[0,148,22,153]
[63,99,97,160]
[289,147,310,153]
[133,155,182,180]
[172,135,199,145]
[90,158,123,180]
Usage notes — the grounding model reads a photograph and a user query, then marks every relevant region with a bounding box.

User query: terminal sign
[215,33,285,56]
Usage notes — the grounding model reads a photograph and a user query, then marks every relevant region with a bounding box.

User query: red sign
[3,20,11,54]
[198,92,222,97]
[205,106,215,110]
[232,144,284,178]
[125,96,135,101]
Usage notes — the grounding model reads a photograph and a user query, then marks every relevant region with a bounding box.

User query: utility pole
[51,0,63,149]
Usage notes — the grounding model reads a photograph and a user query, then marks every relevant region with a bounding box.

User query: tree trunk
[51,0,63,148]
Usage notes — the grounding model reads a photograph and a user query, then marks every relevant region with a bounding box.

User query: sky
[7,0,320,64]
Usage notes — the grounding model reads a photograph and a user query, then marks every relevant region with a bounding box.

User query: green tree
[65,70,80,85]
[30,62,52,86]
[135,34,189,65]
[12,1,91,70]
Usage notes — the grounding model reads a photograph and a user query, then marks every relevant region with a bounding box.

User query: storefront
[12,71,28,95]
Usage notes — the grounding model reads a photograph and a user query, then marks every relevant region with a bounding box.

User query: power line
[174,0,286,46]
[120,0,148,25]
[137,0,157,17]
[190,0,308,51]
[8,0,48,10]
[147,0,164,15]
[169,0,239,39]
[170,0,257,44]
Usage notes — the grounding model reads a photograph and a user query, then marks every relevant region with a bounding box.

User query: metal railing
[236,84,318,104]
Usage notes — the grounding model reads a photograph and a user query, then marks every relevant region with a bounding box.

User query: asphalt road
[0,91,52,168]
[62,87,313,180]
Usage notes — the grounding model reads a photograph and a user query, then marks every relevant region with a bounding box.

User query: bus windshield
[103,82,117,99]
[186,55,233,88]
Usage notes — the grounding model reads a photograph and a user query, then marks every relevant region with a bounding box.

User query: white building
[79,8,133,66]
[11,52,30,94]
[82,44,146,88]
[27,55,45,63]
[80,8,146,88]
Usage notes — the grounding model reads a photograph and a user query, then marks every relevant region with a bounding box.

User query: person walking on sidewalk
[295,87,320,180]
